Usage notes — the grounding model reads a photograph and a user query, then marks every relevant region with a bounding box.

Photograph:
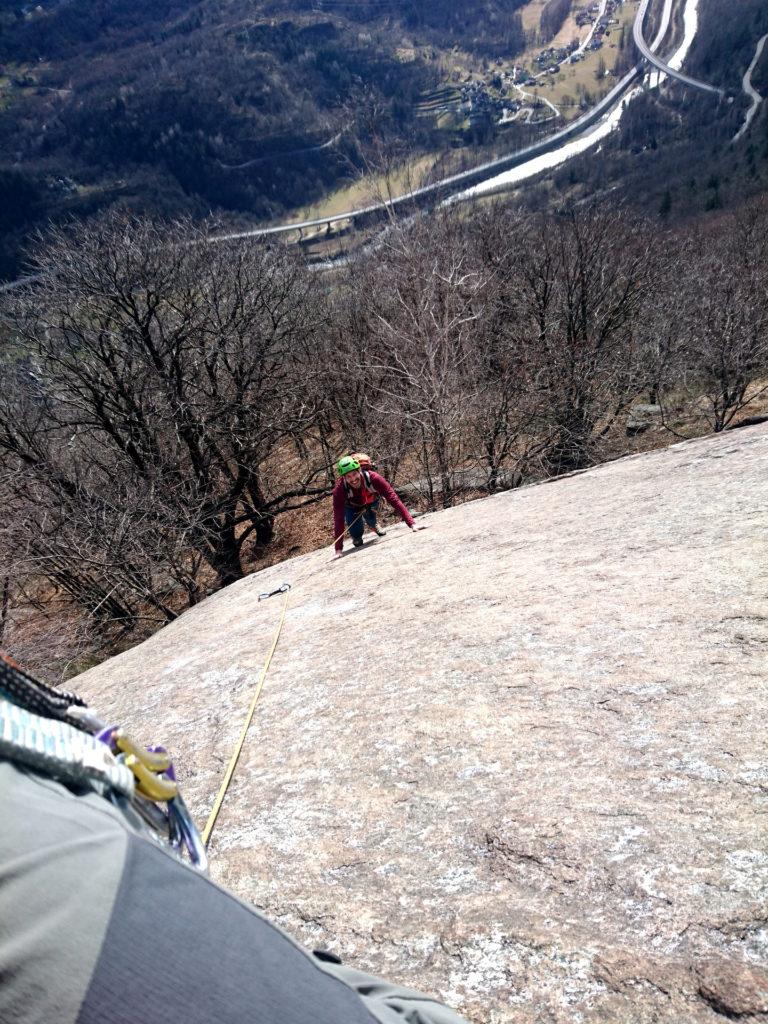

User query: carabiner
[114,731,172,774]
[125,754,178,802]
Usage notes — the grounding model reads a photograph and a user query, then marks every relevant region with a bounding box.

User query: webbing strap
[0,696,136,797]
[0,650,87,729]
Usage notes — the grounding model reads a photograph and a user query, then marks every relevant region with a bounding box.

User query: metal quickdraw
[97,724,208,872]
[259,582,291,601]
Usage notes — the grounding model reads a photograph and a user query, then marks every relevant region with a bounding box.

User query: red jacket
[332,471,414,552]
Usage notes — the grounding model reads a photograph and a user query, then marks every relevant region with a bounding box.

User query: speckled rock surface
[78,425,768,1024]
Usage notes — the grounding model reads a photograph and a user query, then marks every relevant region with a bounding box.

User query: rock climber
[332,455,421,557]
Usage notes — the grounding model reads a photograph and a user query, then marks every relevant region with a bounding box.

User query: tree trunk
[207,524,244,588]
[254,513,275,548]
[0,576,9,646]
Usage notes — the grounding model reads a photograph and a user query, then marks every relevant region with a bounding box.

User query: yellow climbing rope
[201,587,291,846]
[201,509,367,847]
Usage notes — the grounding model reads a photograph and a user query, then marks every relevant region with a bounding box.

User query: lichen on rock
[78,424,768,1023]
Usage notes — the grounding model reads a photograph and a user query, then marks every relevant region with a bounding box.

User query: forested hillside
[537,0,768,220]
[2,0,768,278]
[0,0,528,279]
[279,0,528,53]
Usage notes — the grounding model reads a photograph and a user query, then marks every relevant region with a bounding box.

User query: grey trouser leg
[0,761,469,1024]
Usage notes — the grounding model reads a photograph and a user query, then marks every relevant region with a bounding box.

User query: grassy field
[285,154,442,233]
[521,0,583,49]
[418,0,640,124]
[524,0,640,114]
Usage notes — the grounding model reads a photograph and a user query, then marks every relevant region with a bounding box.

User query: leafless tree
[319,270,412,482]
[0,214,333,640]
[678,202,768,431]
[348,213,492,507]
[344,90,419,220]
[507,206,663,473]
[468,206,555,489]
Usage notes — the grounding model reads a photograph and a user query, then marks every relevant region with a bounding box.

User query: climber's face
[345,470,362,488]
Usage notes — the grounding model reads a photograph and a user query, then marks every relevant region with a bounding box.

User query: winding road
[0,0,744,291]
[459,0,679,199]
[210,0,729,243]
[210,0,688,243]
[218,127,349,171]
[733,32,767,142]
[574,0,610,57]
[206,63,645,244]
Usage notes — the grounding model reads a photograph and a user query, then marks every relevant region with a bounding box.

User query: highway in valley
[633,0,723,96]
[208,61,645,245]
[0,0,739,294]
[206,0,721,248]
[461,0,727,200]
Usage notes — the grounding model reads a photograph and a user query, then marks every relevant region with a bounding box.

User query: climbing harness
[0,698,136,798]
[0,652,208,871]
[259,582,291,601]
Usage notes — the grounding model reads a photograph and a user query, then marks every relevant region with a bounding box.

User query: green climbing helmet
[337,455,361,477]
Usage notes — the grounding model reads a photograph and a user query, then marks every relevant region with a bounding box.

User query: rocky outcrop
[78,424,768,1024]
[625,402,663,435]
